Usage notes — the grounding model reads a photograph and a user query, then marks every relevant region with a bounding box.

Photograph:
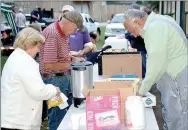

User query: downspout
[176,1,180,25]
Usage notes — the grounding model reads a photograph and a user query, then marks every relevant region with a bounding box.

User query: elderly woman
[1,27,61,130]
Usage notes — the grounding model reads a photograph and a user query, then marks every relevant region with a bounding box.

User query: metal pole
[81,1,83,13]
[174,1,177,20]
[159,0,162,14]
[176,1,180,25]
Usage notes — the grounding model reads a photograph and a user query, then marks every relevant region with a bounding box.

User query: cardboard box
[99,54,142,78]
[94,81,134,123]
[86,89,121,130]
[142,92,156,107]
[107,78,140,94]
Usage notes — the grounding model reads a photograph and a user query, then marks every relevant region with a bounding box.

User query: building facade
[6,1,130,22]
[160,1,188,35]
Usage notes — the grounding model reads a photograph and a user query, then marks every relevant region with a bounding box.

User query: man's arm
[44,63,71,70]
[79,46,92,56]
[138,22,168,95]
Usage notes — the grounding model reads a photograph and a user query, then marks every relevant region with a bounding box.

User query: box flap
[119,88,134,101]
[94,81,132,89]
[87,89,119,96]
[94,81,134,101]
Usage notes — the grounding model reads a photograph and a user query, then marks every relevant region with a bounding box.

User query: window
[111,14,124,23]
[85,17,88,22]
[89,18,94,23]
[85,17,88,23]
[26,16,31,21]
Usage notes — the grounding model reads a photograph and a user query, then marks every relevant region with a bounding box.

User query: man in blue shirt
[30,7,39,24]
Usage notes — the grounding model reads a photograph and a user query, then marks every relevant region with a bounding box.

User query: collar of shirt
[16,48,38,66]
[16,48,32,58]
[143,12,157,31]
[56,21,66,38]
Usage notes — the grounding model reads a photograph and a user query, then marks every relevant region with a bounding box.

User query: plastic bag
[48,96,64,109]
[125,96,145,129]
[47,93,68,109]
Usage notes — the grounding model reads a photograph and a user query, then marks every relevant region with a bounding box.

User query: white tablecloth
[57,104,159,130]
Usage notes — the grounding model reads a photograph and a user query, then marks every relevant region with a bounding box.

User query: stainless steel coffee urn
[71,61,93,107]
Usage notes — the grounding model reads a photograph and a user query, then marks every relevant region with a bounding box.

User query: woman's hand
[56,87,61,96]
[56,95,63,102]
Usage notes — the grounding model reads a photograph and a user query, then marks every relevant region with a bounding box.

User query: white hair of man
[19,8,23,12]
[123,9,147,23]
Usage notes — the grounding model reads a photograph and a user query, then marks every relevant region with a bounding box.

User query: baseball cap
[62,5,74,12]
[61,11,85,31]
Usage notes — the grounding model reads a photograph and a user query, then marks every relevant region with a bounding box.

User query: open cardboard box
[94,81,134,123]
[83,80,156,124]
[99,54,142,78]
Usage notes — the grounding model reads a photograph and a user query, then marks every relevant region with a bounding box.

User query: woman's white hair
[13,27,45,50]
[123,9,147,22]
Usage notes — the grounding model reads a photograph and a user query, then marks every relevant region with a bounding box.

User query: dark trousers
[42,100,48,121]
[140,51,147,78]
[43,75,72,130]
